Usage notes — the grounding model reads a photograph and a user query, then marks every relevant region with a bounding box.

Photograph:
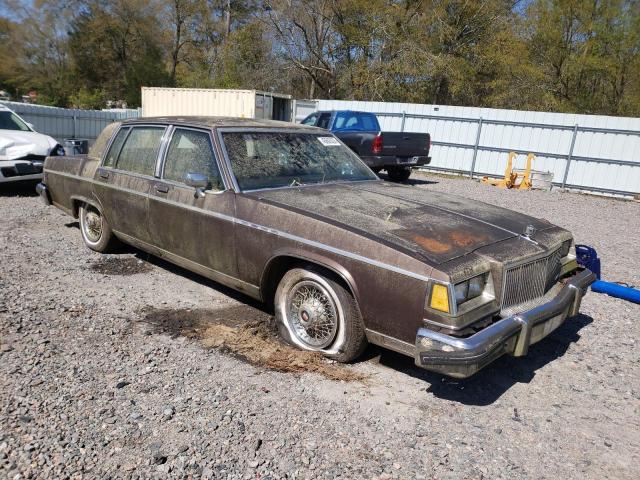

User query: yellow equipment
[481,152,534,190]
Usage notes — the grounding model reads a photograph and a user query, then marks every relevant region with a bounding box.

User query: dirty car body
[38,117,595,378]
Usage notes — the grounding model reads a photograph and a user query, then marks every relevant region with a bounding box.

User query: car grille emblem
[523,225,537,239]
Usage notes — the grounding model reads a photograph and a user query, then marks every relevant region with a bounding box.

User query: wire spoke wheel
[286,280,338,348]
[83,208,103,243]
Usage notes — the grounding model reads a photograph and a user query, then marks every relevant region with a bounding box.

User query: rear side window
[115,127,165,176]
[334,112,379,131]
[103,128,129,167]
[301,114,317,126]
[317,113,332,130]
[163,129,223,190]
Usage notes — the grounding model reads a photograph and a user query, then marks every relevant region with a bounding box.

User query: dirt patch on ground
[139,305,367,382]
[91,257,153,275]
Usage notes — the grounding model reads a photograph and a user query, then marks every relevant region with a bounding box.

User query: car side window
[163,128,223,190]
[103,128,129,167]
[301,114,317,126]
[344,114,360,129]
[115,126,165,176]
[317,113,332,130]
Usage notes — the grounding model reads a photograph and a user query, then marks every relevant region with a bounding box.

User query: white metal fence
[306,100,640,197]
[1,101,140,145]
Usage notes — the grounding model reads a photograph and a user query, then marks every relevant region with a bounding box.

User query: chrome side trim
[113,231,261,299]
[365,329,415,356]
[45,170,434,283]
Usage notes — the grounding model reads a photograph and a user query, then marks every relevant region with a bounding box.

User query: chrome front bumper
[36,182,51,206]
[415,269,596,378]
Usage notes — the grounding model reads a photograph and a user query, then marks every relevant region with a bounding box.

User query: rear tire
[274,266,367,362]
[79,204,119,253]
[387,166,411,182]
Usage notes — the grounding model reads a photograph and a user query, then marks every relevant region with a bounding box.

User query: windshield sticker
[317,136,341,146]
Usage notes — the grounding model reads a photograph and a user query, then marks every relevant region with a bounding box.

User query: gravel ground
[1,175,639,480]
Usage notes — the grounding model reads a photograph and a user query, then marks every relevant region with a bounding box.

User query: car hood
[0,130,57,160]
[248,181,554,264]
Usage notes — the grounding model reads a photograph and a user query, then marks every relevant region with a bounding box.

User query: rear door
[147,126,237,278]
[93,125,166,244]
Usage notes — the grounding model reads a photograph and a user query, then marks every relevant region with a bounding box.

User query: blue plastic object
[575,244,639,304]
[575,245,601,279]
[591,280,640,304]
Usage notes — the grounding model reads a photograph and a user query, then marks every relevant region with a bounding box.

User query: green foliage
[69,88,106,110]
[0,0,638,115]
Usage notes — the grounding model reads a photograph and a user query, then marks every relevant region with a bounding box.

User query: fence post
[470,117,483,178]
[400,111,406,132]
[562,124,579,188]
[72,114,77,139]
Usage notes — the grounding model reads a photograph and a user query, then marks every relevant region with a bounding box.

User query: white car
[0,104,65,184]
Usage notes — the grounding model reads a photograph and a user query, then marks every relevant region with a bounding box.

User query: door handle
[98,171,110,179]
[155,184,169,193]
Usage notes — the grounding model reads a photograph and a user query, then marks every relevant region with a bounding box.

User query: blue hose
[591,280,640,304]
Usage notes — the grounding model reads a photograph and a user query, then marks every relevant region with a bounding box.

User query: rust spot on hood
[407,234,452,254]
[450,231,475,247]
[397,229,492,256]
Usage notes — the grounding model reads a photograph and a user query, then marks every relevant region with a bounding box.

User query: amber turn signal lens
[430,284,450,313]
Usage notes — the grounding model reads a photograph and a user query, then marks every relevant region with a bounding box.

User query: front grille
[501,248,562,311]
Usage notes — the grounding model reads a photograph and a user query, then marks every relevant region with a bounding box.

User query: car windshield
[0,111,31,131]
[222,131,377,191]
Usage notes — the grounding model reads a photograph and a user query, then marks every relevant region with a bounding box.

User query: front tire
[387,166,412,182]
[79,204,119,253]
[275,267,367,362]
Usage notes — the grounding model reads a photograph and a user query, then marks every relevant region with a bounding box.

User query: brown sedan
[37,117,595,378]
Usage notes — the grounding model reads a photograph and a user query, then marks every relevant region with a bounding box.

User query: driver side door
[147,126,238,280]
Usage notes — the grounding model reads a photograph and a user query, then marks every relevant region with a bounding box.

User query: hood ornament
[523,224,537,239]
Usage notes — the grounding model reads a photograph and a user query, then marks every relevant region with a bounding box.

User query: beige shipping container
[141,87,293,121]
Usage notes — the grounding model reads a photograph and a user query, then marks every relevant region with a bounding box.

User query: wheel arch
[70,195,103,218]
[260,251,360,307]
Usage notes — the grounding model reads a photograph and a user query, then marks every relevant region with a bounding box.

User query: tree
[68,1,170,106]
[526,0,640,115]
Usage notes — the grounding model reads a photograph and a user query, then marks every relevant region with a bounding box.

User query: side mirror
[185,172,209,198]
[185,172,209,189]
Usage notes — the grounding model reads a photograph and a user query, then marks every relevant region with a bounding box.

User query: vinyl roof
[122,116,319,130]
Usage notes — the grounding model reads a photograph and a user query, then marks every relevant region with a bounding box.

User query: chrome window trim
[159,125,227,191]
[100,124,167,177]
[155,125,175,178]
[101,126,131,168]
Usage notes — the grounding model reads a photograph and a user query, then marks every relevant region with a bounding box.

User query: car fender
[261,248,361,305]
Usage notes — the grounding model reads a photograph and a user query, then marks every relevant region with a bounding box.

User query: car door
[93,125,166,245]
[147,126,237,279]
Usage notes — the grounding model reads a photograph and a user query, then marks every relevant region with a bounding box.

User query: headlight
[468,275,486,297]
[454,282,468,303]
[560,239,574,258]
[51,144,65,156]
[453,273,488,306]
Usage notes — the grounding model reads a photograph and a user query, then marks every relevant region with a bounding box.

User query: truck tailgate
[379,132,430,157]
